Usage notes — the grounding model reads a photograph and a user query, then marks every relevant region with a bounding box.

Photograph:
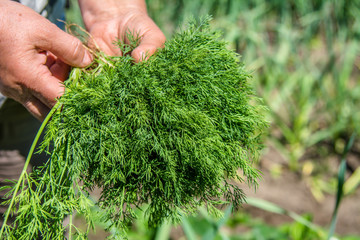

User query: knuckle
[69,38,85,63]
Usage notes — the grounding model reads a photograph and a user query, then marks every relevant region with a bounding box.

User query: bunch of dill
[0,17,267,239]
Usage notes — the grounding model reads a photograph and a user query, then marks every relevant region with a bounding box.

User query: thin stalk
[69,213,73,240]
[119,186,126,221]
[0,101,62,238]
[327,133,356,240]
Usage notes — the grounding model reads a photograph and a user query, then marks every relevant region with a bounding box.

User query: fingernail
[83,51,93,66]
[139,51,147,61]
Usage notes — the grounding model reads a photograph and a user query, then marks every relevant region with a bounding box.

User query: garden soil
[82,144,360,239]
[242,145,360,236]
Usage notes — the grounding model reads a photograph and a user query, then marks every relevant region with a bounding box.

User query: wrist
[78,0,147,28]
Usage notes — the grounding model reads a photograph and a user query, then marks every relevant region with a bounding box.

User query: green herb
[0,16,268,239]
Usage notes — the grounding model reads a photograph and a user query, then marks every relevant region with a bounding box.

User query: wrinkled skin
[0,1,92,119]
[0,0,165,120]
[78,0,166,61]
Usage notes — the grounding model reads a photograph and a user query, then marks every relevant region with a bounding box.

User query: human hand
[78,0,166,62]
[0,1,92,120]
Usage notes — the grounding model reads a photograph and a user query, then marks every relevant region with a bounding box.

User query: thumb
[131,44,158,62]
[131,28,166,62]
[36,23,93,67]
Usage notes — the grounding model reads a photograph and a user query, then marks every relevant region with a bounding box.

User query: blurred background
[66,0,360,239]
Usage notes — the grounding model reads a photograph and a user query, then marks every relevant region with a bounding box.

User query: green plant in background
[0,17,267,239]
[1,0,356,239]
[144,0,360,172]
[140,1,360,239]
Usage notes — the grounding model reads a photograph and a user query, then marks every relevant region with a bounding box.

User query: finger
[23,95,51,121]
[38,51,56,68]
[131,44,158,62]
[88,21,123,56]
[35,23,93,67]
[49,59,70,81]
[42,52,70,81]
[23,66,65,109]
[92,36,121,56]
[131,29,166,62]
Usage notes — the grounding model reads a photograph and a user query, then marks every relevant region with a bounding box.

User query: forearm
[78,0,147,28]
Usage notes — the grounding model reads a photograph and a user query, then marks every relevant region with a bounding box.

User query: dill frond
[0,16,268,239]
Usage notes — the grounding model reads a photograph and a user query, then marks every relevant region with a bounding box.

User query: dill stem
[120,186,125,220]
[69,213,73,240]
[0,101,62,238]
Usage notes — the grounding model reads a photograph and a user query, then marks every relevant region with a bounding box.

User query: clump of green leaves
[0,17,267,239]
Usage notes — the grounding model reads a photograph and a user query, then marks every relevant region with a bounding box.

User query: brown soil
[81,145,360,239]
[241,145,360,236]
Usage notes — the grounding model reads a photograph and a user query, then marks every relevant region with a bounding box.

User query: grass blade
[155,221,172,240]
[246,197,325,235]
[181,215,197,240]
[327,133,356,240]
[343,167,360,195]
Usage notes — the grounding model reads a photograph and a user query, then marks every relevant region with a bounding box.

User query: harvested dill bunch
[0,17,267,239]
